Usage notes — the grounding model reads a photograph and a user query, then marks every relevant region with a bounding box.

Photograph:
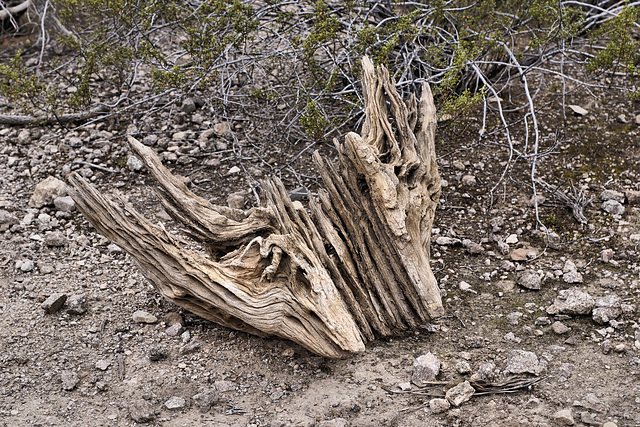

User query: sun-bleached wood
[68,57,443,358]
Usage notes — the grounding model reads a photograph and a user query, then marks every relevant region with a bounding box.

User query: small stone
[129,399,155,423]
[452,160,465,170]
[456,361,472,374]
[132,310,157,324]
[505,234,518,244]
[398,382,411,391]
[96,381,108,391]
[181,98,196,114]
[61,370,79,391]
[551,321,571,334]
[126,156,144,172]
[505,350,540,375]
[172,131,188,140]
[149,346,169,361]
[412,353,441,386]
[165,312,183,326]
[429,398,451,413]
[20,260,35,272]
[213,122,230,136]
[193,388,220,410]
[54,196,76,212]
[227,166,241,175]
[511,247,535,261]
[535,316,551,326]
[165,323,183,336]
[461,175,476,186]
[66,294,88,315]
[95,359,110,371]
[44,231,66,247]
[563,271,583,284]
[600,189,625,203]
[602,200,625,215]
[227,192,245,210]
[435,236,462,246]
[445,380,474,406]
[459,281,475,293]
[601,249,614,263]
[42,293,67,313]
[568,105,588,116]
[626,190,640,205]
[592,294,622,324]
[0,210,19,231]
[164,396,186,410]
[214,380,236,393]
[29,176,68,208]
[517,270,541,290]
[547,288,595,316]
[553,408,575,425]
[180,340,202,355]
[602,423,617,427]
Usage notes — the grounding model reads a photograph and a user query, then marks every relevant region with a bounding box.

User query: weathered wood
[67,56,443,358]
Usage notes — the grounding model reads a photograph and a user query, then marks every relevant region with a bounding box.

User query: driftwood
[0,106,108,126]
[67,57,444,358]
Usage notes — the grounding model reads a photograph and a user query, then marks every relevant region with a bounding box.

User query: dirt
[1,73,640,427]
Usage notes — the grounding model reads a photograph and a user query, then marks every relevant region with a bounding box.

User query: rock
[412,353,441,386]
[0,210,19,231]
[563,271,583,284]
[553,409,575,425]
[452,160,465,170]
[20,260,35,272]
[42,293,67,313]
[510,247,536,261]
[164,396,186,410]
[602,423,617,427]
[592,294,622,324]
[95,360,110,371]
[132,310,158,324]
[568,105,588,116]
[459,281,475,293]
[66,294,88,315]
[456,361,471,374]
[29,176,68,208]
[547,288,595,316]
[517,270,541,290]
[445,380,474,406]
[149,346,169,361]
[602,200,625,215]
[53,196,76,212]
[227,165,241,175]
[181,98,196,114]
[551,321,571,334]
[214,380,236,393]
[429,398,451,413]
[601,249,614,263]
[318,418,350,427]
[505,234,518,244]
[626,190,640,205]
[464,240,484,255]
[435,236,461,246]
[496,280,515,292]
[193,388,220,410]
[461,175,476,186]
[180,340,202,355]
[505,350,541,375]
[165,323,183,336]
[129,399,155,423]
[126,156,144,172]
[475,363,498,381]
[227,192,245,210]
[213,121,230,136]
[165,312,184,326]
[44,231,66,247]
[61,370,79,391]
[600,189,625,203]
[172,131,188,140]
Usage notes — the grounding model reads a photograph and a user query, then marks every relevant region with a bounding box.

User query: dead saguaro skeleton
[68,57,444,358]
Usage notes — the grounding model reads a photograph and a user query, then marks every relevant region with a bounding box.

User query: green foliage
[300,100,330,141]
[587,6,640,75]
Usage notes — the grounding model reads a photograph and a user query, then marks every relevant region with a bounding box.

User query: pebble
[505,350,541,375]
[42,293,67,313]
[53,196,76,212]
[551,321,571,334]
[455,361,471,374]
[29,176,68,208]
[66,294,88,315]
[126,156,144,172]
[600,189,625,203]
[461,175,476,186]
[165,312,183,326]
[412,353,441,385]
[568,105,588,116]
[193,388,220,410]
[505,234,518,244]
[553,408,575,425]
[213,121,230,136]
[547,288,595,315]
[445,380,474,406]
[517,270,541,290]
[227,192,245,210]
[475,363,498,382]
[510,247,535,261]
[132,310,158,324]
[95,359,110,371]
[164,396,186,410]
[61,370,79,391]
[129,399,156,423]
[626,190,640,205]
[317,418,350,427]
[429,398,451,413]
[165,323,183,336]
[20,260,35,272]
[227,166,241,175]
[602,422,618,427]
[0,210,19,231]
[149,346,169,361]
[592,295,622,324]
[435,236,461,246]
[602,200,625,215]
[44,231,66,247]
[181,98,196,114]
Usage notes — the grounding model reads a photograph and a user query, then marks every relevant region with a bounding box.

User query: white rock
[164,396,186,410]
[132,310,158,324]
[29,176,68,208]
[227,166,241,175]
[412,353,441,386]
[505,234,518,244]
[429,398,451,413]
[568,105,588,116]
[445,380,474,406]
